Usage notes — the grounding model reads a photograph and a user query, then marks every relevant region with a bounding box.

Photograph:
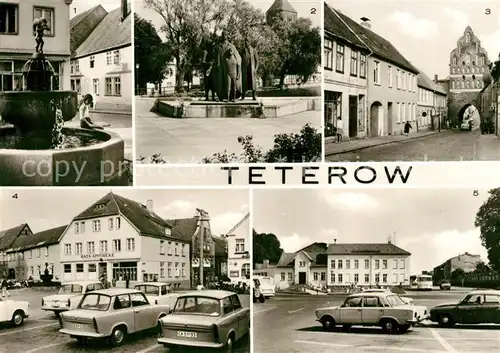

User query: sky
[0,189,249,237]
[253,188,491,274]
[71,0,123,17]
[135,0,321,39]
[328,0,500,79]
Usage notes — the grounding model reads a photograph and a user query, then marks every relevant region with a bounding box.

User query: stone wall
[448,91,481,122]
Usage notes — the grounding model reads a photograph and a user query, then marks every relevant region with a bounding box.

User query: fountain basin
[0,91,78,134]
[0,126,127,186]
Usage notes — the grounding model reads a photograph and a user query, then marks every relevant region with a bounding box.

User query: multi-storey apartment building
[226,213,250,283]
[324,4,419,138]
[417,72,448,131]
[0,0,72,91]
[433,252,481,283]
[0,224,32,277]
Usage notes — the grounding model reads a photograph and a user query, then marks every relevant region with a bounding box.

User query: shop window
[76,264,84,273]
[33,7,54,36]
[0,4,18,34]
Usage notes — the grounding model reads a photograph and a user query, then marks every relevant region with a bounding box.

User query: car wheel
[110,326,126,346]
[75,337,88,345]
[54,312,60,318]
[381,319,399,334]
[399,324,411,333]
[11,310,24,327]
[226,334,234,353]
[438,314,454,327]
[321,316,335,332]
[259,295,265,303]
[342,325,351,331]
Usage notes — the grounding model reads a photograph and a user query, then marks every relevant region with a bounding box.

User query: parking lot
[253,288,497,353]
[0,288,250,353]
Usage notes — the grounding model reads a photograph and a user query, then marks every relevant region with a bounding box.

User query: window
[393,260,398,269]
[64,264,71,273]
[113,50,121,65]
[93,220,101,232]
[383,274,387,283]
[131,293,149,307]
[182,244,186,256]
[299,261,306,268]
[116,217,121,229]
[402,71,406,90]
[76,243,83,255]
[175,263,180,277]
[375,260,380,269]
[106,52,112,65]
[321,272,325,281]
[75,223,80,234]
[338,274,343,283]
[64,244,71,255]
[90,56,95,68]
[350,50,358,76]
[100,240,108,253]
[0,4,17,34]
[160,241,165,255]
[330,259,335,269]
[236,239,245,253]
[354,273,359,282]
[113,239,121,252]
[108,218,113,230]
[396,69,400,89]
[359,54,366,78]
[105,77,121,96]
[335,43,344,73]
[354,260,359,269]
[400,260,405,269]
[364,259,369,269]
[382,260,387,269]
[373,61,380,84]
[337,260,343,269]
[182,263,186,277]
[364,274,369,283]
[314,272,319,281]
[346,260,350,269]
[81,222,85,233]
[174,243,178,256]
[324,39,333,70]
[76,263,84,273]
[91,78,99,96]
[388,66,392,87]
[37,248,41,258]
[160,262,165,277]
[88,264,96,273]
[287,272,292,281]
[281,272,285,281]
[167,262,172,277]
[397,103,401,123]
[330,271,335,283]
[375,273,380,283]
[127,238,135,251]
[87,242,95,254]
[324,91,342,128]
[33,7,54,36]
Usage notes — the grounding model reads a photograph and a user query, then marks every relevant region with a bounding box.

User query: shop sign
[81,253,114,259]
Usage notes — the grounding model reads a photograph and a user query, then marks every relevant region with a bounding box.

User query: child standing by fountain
[79,94,103,130]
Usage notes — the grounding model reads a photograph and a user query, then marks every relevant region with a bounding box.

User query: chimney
[434,74,438,83]
[121,0,128,21]
[360,17,371,29]
[146,199,153,212]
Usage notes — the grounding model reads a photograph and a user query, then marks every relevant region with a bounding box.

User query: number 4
[12,193,18,199]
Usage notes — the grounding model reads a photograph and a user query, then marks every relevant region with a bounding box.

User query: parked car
[440,280,451,290]
[363,288,414,304]
[430,290,500,327]
[158,290,250,352]
[315,292,428,334]
[42,281,104,316]
[0,295,29,327]
[134,282,178,310]
[253,279,265,303]
[253,276,275,298]
[59,288,170,346]
[460,118,473,131]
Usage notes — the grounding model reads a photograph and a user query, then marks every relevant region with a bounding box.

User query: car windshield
[59,284,83,294]
[173,296,221,317]
[259,277,275,286]
[442,280,450,283]
[78,293,111,311]
[385,295,406,306]
[135,285,159,295]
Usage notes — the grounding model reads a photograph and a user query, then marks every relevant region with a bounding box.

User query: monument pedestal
[188,100,263,118]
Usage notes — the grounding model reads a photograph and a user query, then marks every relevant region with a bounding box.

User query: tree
[475,188,500,271]
[473,261,491,274]
[134,14,173,92]
[451,268,465,282]
[253,230,283,267]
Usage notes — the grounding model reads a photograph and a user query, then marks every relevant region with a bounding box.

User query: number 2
[310,8,316,14]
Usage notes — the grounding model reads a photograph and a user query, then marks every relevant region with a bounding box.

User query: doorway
[369,102,383,137]
[349,96,358,137]
[387,102,393,135]
[298,272,306,284]
[98,262,107,281]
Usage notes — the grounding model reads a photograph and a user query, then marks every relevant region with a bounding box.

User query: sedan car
[440,280,451,290]
[363,288,414,304]
[460,119,473,131]
[59,288,170,346]
[316,292,428,333]
[134,282,178,309]
[0,295,29,327]
[42,281,103,316]
[430,290,500,327]
[158,290,250,352]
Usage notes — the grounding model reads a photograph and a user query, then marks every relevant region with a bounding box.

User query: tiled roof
[267,0,297,14]
[213,237,227,256]
[167,218,198,243]
[8,225,67,252]
[276,242,328,266]
[327,4,419,74]
[74,192,188,242]
[74,4,131,58]
[327,243,411,256]
[417,71,447,95]
[324,3,368,51]
[0,224,30,251]
[276,252,296,267]
[70,5,107,53]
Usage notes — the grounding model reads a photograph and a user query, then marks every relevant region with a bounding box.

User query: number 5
[473,190,479,196]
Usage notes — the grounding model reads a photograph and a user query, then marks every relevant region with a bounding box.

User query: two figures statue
[202,32,259,102]
[33,18,50,54]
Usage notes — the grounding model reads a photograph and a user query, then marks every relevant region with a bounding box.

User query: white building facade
[226,213,250,282]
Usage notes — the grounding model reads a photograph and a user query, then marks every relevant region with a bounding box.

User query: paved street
[0,289,249,353]
[326,130,500,162]
[135,98,320,164]
[254,288,497,353]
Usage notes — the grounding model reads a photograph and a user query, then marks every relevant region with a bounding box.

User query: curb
[325,130,449,156]
[91,109,132,115]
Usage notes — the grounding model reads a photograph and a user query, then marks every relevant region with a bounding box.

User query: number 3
[485,8,491,15]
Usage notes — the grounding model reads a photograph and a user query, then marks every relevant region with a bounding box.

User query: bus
[416,274,433,290]
[253,275,275,298]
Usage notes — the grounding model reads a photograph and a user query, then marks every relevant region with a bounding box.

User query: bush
[202,123,322,163]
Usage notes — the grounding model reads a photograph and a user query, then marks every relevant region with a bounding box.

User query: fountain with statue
[0,18,127,186]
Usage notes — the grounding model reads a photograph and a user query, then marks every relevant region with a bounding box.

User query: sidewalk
[474,133,500,160]
[325,129,448,156]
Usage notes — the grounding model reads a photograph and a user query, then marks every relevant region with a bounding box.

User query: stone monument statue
[219,32,242,102]
[33,18,50,54]
[241,38,259,100]
[202,34,220,101]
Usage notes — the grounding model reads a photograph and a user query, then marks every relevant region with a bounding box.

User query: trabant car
[158,290,250,352]
[59,288,170,346]
[253,279,265,303]
[0,295,29,327]
[430,290,500,327]
[134,282,178,309]
[363,288,414,304]
[440,280,451,290]
[315,292,428,333]
[42,281,103,316]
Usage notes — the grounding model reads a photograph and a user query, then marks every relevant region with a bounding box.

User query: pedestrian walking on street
[404,121,413,136]
[336,116,343,143]
[125,273,130,289]
[1,276,10,297]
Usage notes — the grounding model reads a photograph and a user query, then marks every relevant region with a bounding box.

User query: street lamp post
[135,63,140,96]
